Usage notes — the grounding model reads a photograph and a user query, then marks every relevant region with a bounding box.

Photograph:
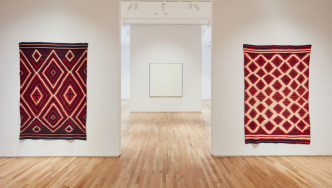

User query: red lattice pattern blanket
[244,44,311,144]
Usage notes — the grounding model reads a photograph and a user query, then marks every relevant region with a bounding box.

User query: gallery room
[0,0,332,187]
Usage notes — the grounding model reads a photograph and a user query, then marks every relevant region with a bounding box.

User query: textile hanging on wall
[244,44,311,144]
[20,42,88,140]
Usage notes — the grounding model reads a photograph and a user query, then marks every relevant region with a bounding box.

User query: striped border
[19,42,88,49]
[20,134,86,140]
[246,140,310,144]
[243,44,312,53]
[245,135,310,144]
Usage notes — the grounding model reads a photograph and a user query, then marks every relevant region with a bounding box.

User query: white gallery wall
[202,46,211,100]
[121,28,211,101]
[121,46,130,100]
[130,26,202,112]
[0,0,120,156]
[212,0,332,156]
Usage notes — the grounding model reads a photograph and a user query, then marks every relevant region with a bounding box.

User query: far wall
[130,25,202,112]
[121,38,211,101]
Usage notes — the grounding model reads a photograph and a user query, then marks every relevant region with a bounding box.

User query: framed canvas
[149,63,183,97]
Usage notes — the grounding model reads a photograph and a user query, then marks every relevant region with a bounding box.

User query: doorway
[120,0,212,153]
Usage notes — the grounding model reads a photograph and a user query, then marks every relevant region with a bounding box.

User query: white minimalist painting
[149,64,183,97]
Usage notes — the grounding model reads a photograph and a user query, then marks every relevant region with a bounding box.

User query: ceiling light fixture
[202,27,207,35]
[126,27,130,36]
[193,1,200,11]
[162,1,166,12]
[189,2,193,11]
[127,1,133,11]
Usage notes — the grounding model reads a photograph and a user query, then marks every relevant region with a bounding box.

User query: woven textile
[244,44,311,144]
[20,42,87,140]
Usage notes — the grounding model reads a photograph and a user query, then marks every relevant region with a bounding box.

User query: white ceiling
[121,1,211,46]
[121,25,211,46]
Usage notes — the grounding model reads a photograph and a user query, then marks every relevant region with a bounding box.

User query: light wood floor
[0,101,332,187]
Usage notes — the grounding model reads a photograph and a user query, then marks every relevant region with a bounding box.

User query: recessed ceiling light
[193,2,200,11]
[162,2,166,12]
[127,2,133,11]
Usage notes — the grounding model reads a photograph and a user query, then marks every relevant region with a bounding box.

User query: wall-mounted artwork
[19,42,88,140]
[244,44,311,144]
[149,63,183,97]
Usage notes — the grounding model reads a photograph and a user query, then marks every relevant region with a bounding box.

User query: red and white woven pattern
[20,42,87,140]
[244,44,311,144]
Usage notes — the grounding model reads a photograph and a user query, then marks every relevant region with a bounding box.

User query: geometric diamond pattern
[39,51,66,93]
[244,44,311,144]
[19,42,88,140]
[40,98,66,132]
[57,74,84,116]
[21,75,51,117]
[66,50,75,62]
[32,49,42,62]
[65,125,74,133]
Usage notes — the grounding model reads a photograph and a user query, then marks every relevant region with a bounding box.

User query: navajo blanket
[244,44,311,144]
[20,42,87,140]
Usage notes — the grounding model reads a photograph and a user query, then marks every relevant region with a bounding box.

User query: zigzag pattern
[243,44,311,144]
[19,42,88,140]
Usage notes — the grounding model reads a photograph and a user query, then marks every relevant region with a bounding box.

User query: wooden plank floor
[0,101,332,187]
